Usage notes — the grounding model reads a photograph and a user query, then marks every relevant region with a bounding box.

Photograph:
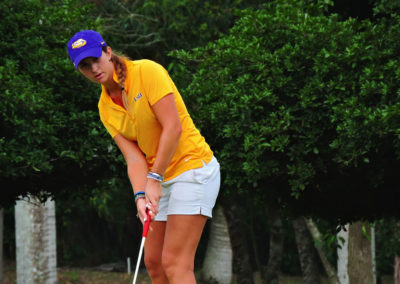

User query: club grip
[142,209,151,237]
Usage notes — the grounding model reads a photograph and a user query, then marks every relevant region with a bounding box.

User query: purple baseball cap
[67,30,107,69]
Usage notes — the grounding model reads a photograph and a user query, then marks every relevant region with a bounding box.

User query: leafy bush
[93,0,267,64]
[0,0,119,205]
[174,0,400,221]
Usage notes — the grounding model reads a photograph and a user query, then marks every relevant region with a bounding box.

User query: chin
[90,78,100,84]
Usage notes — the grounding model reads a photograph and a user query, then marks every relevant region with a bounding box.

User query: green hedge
[174,0,400,221]
[0,0,118,206]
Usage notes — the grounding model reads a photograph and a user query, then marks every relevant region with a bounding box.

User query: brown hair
[102,46,130,108]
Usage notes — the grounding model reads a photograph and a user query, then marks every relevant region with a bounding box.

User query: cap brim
[73,46,103,69]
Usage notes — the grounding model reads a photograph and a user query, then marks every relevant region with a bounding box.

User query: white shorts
[155,156,221,221]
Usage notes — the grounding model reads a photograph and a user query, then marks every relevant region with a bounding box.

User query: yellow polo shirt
[98,59,213,181]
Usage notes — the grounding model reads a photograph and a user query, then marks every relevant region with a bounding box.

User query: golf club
[132,208,151,284]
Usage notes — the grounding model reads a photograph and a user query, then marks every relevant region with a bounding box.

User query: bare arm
[114,134,149,222]
[113,93,182,219]
[145,93,182,214]
[151,93,182,175]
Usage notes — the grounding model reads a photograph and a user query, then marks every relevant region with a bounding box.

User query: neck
[105,80,122,98]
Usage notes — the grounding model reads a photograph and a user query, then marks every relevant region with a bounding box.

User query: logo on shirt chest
[134,92,143,102]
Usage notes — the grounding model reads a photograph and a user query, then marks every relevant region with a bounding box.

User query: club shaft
[133,237,146,284]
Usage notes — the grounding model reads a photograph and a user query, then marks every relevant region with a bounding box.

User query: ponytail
[102,46,130,109]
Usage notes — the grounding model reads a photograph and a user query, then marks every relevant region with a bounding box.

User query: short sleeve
[140,60,175,106]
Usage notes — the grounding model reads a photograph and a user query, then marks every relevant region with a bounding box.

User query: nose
[90,61,99,73]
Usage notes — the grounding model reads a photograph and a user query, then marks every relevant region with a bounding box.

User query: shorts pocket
[193,159,219,184]
[163,169,195,185]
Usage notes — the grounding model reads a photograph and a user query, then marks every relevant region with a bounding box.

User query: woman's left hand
[145,179,162,219]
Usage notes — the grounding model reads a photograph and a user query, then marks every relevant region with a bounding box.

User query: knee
[161,251,194,278]
[144,253,163,276]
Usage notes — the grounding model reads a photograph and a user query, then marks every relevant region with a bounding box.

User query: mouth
[94,73,103,80]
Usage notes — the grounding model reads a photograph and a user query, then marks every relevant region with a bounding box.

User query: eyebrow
[79,57,97,65]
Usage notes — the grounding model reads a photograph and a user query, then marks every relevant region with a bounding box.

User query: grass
[3,261,151,284]
[4,268,151,284]
[3,261,395,284]
[1,264,323,284]
[57,268,151,284]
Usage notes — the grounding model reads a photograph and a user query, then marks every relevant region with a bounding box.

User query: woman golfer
[67,30,220,283]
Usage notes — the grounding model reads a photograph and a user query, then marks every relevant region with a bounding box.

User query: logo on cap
[72,39,87,49]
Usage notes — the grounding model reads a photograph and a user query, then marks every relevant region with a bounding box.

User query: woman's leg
[162,214,207,284]
[144,220,168,284]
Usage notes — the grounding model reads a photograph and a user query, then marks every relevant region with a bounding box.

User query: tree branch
[305,218,339,284]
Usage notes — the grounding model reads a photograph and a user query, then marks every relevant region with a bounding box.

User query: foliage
[173,0,400,221]
[373,0,400,19]
[91,0,266,65]
[375,219,400,275]
[0,0,124,206]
